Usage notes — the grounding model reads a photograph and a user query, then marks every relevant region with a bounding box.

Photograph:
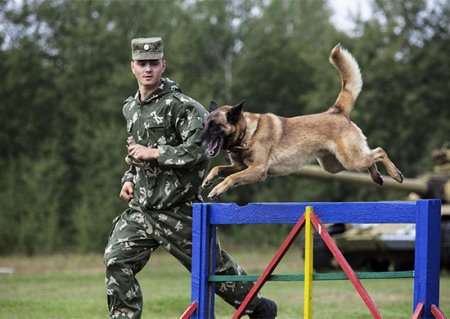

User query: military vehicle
[297,146,450,271]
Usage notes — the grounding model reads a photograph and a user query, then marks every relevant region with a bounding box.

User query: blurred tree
[233,0,333,116]
[350,0,450,177]
[0,0,449,253]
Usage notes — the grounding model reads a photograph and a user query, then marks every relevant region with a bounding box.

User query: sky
[328,0,372,33]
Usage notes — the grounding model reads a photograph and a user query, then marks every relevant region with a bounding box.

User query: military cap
[131,37,164,60]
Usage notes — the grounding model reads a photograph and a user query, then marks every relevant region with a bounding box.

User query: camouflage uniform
[104,78,263,319]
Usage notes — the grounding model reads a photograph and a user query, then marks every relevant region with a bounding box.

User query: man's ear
[227,101,245,124]
[208,101,219,112]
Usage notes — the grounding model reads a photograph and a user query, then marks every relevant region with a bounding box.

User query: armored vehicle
[298,146,450,271]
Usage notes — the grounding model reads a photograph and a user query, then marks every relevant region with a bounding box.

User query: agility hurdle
[185,200,445,318]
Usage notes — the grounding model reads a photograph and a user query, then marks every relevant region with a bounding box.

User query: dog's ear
[227,101,244,124]
[208,101,219,112]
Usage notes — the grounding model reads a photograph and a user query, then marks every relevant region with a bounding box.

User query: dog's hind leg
[335,141,403,184]
[370,147,404,183]
[318,151,385,185]
[336,147,403,185]
[368,163,383,185]
[317,152,345,174]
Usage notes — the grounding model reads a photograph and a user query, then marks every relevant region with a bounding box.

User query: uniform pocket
[144,117,172,146]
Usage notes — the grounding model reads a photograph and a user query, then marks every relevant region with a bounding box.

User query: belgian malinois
[196,44,404,198]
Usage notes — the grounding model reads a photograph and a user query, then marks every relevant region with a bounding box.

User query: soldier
[103,37,277,319]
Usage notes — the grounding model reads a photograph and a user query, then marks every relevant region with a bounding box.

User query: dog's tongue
[208,138,221,156]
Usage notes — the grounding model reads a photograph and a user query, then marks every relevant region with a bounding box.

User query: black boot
[249,298,277,318]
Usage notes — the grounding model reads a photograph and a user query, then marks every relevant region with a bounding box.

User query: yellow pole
[304,206,314,319]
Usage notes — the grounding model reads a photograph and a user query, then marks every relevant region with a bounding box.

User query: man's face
[131,59,166,89]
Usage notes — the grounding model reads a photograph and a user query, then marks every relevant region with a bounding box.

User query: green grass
[0,247,449,318]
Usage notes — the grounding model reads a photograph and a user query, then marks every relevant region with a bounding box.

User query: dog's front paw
[207,188,221,199]
[202,169,220,188]
[207,183,229,198]
[201,177,215,189]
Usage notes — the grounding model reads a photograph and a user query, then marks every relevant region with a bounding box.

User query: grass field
[0,244,449,319]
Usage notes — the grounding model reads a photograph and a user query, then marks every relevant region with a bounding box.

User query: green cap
[131,37,164,60]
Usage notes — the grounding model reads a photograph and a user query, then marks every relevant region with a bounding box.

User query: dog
[195,44,404,198]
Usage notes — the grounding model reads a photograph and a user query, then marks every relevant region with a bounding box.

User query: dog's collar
[226,128,246,152]
[229,145,248,152]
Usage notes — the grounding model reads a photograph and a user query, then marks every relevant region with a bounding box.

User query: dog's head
[195,101,245,157]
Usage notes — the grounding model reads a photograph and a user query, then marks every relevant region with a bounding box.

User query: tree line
[0,0,449,254]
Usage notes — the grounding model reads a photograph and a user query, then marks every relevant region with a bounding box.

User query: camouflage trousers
[104,206,262,319]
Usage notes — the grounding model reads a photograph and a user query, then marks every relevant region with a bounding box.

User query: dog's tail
[328,44,362,117]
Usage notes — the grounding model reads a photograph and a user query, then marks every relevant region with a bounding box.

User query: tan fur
[196,44,403,198]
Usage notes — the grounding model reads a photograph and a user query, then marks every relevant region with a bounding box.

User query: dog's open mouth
[207,137,224,157]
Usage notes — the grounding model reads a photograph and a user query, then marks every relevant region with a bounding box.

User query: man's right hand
[119,181,134,201]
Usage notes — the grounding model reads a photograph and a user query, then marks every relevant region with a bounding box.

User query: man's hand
[127,144,159,161]
[119,181,135,201]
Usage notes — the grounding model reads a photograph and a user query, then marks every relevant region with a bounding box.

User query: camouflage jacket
[121,78,209,211]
